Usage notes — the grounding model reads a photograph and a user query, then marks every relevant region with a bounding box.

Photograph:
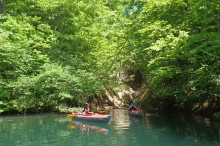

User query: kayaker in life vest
[81,101,90,114]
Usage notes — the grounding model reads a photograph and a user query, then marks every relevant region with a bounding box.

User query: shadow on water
[142,113,220,146]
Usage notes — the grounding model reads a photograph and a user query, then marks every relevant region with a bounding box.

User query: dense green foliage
[122,0,220,112]
[0,0,115,113]
[0,0,219,114]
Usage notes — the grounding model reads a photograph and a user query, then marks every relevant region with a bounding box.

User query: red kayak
[128,109,143,117]
[75,113,111,123]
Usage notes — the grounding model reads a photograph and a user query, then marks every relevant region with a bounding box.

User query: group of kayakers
[68,99,141,125]
[80,100,139,114]
[68,92,141,126]
[79,91,140,114]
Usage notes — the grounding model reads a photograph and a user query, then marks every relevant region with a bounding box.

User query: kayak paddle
[67,113,76,118]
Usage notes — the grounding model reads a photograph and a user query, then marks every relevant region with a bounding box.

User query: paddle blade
[67,113,76,118]
[67,123,76,129]
[99,110,106,114]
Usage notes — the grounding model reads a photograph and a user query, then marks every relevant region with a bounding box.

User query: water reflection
[110,108,130,129]
[129,115,143,123]
[0,111,220,146]
[108,109,220,146]
[67,120,110,134]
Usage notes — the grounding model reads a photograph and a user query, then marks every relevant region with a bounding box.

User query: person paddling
[129,102,138,111]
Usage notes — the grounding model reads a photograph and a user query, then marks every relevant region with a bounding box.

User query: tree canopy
[0,0,219,114]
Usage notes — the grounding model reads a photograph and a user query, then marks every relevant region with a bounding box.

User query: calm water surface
[0,109,220,146]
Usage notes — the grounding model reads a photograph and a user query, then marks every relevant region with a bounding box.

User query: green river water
[0,109,219,146]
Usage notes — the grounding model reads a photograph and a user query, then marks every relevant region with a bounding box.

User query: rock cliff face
[89,85,137,112]
[97,82,220,115]
[91,69,148,110]
[91,84,149,110]
[103,87,134,108]
[92,68,220,116]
